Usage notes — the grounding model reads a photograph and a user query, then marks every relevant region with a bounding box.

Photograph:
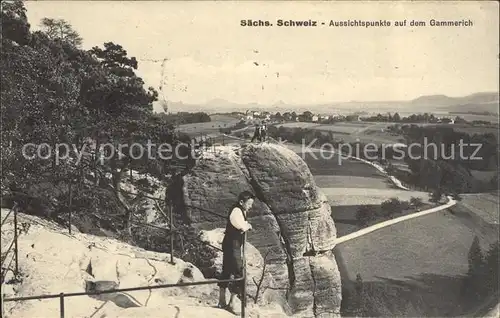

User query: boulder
[181,143,342,317]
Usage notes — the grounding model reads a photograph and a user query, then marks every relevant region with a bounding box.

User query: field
[315,123,372,134]
[470,170,498,183]
[275,120,499,147]
[176,114,241,137]
[458,192,499,225]
[322,188,430,205]
[453,113,499,124]
[294,150,391,190]
[275,121,406,145]
[322,187,431,237]
[423,123,499,138]
[276,122,322,129]
[329,200,434,237]
[454,126,499,137]
[335,202,499,316]
[278,121,374,135]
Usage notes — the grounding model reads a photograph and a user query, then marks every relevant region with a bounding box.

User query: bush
[131,223,218,278]
[380,198,403,217]
[356,205,376,226]
[178,226,218,278]
[410,197,424,208]
[429,189,443,203]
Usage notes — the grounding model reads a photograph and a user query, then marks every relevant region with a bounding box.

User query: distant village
[241,109,459,125]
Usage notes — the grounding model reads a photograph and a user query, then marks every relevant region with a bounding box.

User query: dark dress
[251,127,261,142]
[261,127,267,141]
[217,205,247,295]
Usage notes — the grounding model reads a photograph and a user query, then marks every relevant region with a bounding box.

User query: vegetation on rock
[1,0,216,278]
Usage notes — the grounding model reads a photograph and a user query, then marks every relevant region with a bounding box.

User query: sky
[25,1,499,111]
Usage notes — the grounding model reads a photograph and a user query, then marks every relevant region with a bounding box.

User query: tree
[91,42,136,69]
[39,18,83,47]
[467,236,483,276]
[454,116,467,124]
[465,236,488,300]
[302,111,313,122]
[0,1,203,270]
[393,112,401,122]
[1,0,31,45]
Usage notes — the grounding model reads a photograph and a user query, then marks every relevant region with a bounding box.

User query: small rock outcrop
[181,143,342,317]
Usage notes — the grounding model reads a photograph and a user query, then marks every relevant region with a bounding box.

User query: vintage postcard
[1,1,498,317]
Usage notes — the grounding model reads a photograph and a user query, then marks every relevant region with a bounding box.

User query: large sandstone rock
[181,143,342,317]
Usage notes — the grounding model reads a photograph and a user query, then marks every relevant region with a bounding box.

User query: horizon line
[161,90,500,106]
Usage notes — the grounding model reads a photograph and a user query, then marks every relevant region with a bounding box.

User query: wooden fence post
[169,203,175,264]
[68,181,73,235]
[241,232,247,317]
[59,293,65,318]
[13,205,18,276]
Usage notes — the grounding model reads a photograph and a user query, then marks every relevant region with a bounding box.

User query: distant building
[244,110,253,120]
[312,115,319,122]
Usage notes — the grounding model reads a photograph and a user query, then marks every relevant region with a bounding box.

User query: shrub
[176,225,218,278]
[356,205,376,226]
[400,200,411,210]
[131,223,218,278]
[429,189,443,203]
[380,198,403,217]
[410,197,424,208]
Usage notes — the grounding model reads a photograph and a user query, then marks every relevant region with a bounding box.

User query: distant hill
[154,92,499,115]
[410,92,499,114]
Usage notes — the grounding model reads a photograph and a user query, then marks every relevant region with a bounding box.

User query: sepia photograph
[1,0,499,317]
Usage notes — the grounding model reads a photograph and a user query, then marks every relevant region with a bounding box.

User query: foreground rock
[0,211,285,318]
[182,143,342,317]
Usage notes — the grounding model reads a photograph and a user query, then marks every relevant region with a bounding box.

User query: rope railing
[0,209,13,227]
[3,269,247,318]
[115,189,224,253]
[184,204,227,220]
[1,203,19,318]
[0,200,248,317]
[0,203,19,283]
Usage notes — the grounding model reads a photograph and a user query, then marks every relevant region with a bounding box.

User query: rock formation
[181,143,342,317]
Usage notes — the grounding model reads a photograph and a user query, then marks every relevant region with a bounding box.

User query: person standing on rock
[260,124,267,142]
[251,124,261,143]
[217,191,254,311]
